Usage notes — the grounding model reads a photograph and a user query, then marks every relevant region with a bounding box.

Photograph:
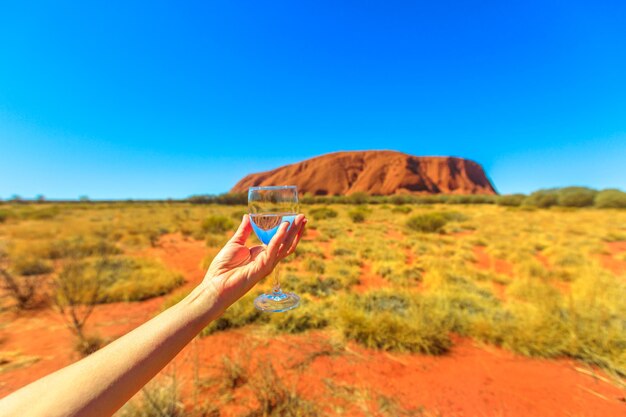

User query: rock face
[231,151,497,196]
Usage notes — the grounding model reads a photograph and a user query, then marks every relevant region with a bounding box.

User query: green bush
[391,205,412,214]
[14,206,63,220]
[59,257,184,303]
[12,256,54,276]
[46,236,122,259]
[268,299,328,333]
[304,258,326,274]
[406,213,448,233]
[390,195,412,205]
[201,215,234,234]
[0,208,11,223]
[284,274,344,297]
[309,207,338,220]
[524,189,559,208]
[348,192,370,204]
[337,291,451,354]
[348,206,369,223]
[497,194,526,207]
[595,189,626,208]
[557,187,597,207]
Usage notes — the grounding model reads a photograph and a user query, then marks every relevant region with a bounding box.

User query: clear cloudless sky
[1,1,625,199]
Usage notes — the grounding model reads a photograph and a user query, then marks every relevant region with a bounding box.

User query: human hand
[202,214,306,310]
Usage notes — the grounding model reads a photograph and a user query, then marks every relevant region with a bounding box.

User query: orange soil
[472,246,514,276]
[598,241,626,276]
[353,262,389,293]
[535,252,551,270]
[1,234,625,416]
[472,246,514,299]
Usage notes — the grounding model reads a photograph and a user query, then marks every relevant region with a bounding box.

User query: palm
[207,241,265,279]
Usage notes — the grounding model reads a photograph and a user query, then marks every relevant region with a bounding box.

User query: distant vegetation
[2,186,624,209]
[1,187,625,377]
[180,186,626,209]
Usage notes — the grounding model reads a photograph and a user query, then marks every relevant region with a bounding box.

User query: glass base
[254,291,300,312]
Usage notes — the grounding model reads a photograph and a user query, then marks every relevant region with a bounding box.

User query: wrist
[179,279,224,327]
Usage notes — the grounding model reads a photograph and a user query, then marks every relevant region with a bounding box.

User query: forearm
[0,282,222,417]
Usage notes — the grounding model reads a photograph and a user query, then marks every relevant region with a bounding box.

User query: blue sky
[1,1,625,199]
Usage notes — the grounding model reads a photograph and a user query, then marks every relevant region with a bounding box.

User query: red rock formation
[231,151,497,195]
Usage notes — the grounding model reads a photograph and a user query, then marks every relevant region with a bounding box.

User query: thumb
[228,214,252,245]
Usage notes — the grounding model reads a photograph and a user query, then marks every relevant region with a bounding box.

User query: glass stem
[272,263,282,294]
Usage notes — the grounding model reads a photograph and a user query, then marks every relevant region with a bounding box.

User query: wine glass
[248,185,301,312]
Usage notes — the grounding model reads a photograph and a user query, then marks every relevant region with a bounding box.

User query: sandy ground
[1,233,625,416]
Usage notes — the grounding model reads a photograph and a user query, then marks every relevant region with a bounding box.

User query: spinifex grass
[2,202,625,375]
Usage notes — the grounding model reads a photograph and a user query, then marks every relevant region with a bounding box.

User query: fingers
[265,221,290,265]
[283,218,306,257]
[278,215,306,259]
[228,214,252,245]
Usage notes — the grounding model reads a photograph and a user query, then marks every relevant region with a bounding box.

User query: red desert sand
[1,234,624,416]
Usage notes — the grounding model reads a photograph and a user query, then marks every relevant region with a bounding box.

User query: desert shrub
[268,298,328,333]
[490,302,570,358]
[308,207,338,220]
[201,293,264,335]
[11,256,53,276]
[332,247,354,257]
[337,291,452,354]
[116,375,184,417]
[97,258,184,302]
[424,271,502,335]
[295,242,325,259]
[75,334,105,356]
[55,258,107,350]
[324,256,362,285]
[304,258,325,274]
[201,215,234,234]
[497,194,526,207]
[406,213,448,233]
[557,187,597,207]
[283,274,344,297]
[436,194,495,205]
[0,248,44,309]
[566,272,626,374]
[19,206,62,220]
[0,208,11,223]
[524,189,559,208]
[595,188,626,208]
[58,257,183,304]
[390,195,412,205]
[391,205,412,214]
[348,192,370,204]
[247,361,320,417]
[45,236,122,259]
[348,206,369,223]
[439,211,468,222]
[373,261,423,287]
[188,193,247,205]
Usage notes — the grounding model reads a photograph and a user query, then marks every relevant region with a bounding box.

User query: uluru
[231,151,497,196]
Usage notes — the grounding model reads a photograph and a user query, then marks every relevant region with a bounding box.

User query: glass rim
[248,185,298,191]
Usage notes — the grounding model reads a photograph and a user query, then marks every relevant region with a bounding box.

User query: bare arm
[0,214,306,417]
